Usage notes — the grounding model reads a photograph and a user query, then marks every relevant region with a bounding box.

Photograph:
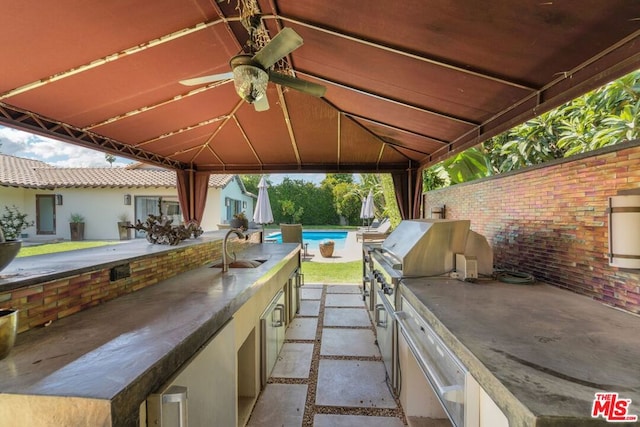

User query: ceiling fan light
[233,65,268,104]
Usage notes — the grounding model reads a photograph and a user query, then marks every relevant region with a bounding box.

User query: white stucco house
[0,154,255,241]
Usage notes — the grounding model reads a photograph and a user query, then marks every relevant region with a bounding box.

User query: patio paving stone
[324,307,371,327]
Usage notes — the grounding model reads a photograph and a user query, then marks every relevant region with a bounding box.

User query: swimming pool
[266,230,349,250]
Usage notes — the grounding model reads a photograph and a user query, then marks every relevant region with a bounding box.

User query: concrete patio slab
[298,300,320,316]
[247,383,307,426]
[285,317,318,341]
[301,288,323,300]
[315,359,396,408]
[326,284,361,294]
[313,414,405,427]
[325,293,365,307]
[320,328,379,357]
[324,307,371,327]
[271,343,314,379]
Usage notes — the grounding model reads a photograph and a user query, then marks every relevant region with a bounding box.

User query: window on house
[134,196,181,237]
[224,197,243,222]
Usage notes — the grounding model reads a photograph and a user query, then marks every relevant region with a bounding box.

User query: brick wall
[423,140,640,315]
[1,238,255,333]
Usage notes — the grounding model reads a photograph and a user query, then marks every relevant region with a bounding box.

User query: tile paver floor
[300,288,323,300]
[247,283,406,426]
[326,284,362,294]
[271,343,314,378]
[320,328,379,357]
[298,300,321,316]
[285,318,318,341]
[325,293,366,307]
[323,307,371,327]
[247,383,308,426]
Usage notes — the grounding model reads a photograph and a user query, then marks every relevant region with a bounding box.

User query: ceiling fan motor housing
[230,55,268,104]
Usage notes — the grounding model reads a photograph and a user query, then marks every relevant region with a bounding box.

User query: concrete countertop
[400,279,640,426]
[0,242,299,426]
[0,229,263,292]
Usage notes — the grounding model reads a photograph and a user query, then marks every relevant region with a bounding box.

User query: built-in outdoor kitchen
[0,230,302,426]
[363,219,640,426]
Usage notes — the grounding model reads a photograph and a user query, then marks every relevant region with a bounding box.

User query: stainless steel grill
[380,219,471,277]
[364,220,472,309]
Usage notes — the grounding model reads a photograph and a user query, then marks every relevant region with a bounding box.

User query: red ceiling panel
[134,123,225,158]
[0,0,220,92]
[207,119,261,166]
[284,91,339,165]
[234,89,299,166]
[93,86,239,144]
[4,27,237,129]
[0,0,636,175]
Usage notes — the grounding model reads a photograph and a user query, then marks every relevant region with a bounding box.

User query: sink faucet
[222,228,246,272]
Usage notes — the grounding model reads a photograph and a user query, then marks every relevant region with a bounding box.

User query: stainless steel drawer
[398,296,466,427]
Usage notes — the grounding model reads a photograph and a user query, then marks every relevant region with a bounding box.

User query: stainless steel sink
[210,259,267,269]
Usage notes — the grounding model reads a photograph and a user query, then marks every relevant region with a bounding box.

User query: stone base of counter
[0,238,256,334]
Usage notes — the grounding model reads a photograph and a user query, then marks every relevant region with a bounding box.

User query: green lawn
[17,241,120,257]
[301,260,361,284]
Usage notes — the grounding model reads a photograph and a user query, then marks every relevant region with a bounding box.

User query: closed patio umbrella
[253,177,273,241]
[360,190,375,229]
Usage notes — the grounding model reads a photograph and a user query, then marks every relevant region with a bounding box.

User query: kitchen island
[400,278,640,426]
[0,241,301,426]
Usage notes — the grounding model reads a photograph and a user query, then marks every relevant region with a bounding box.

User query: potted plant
[319,239,335,258]
[0,205,33,273]
[117,213,132,240]
[230,212,249,230]
[69,213,85,241]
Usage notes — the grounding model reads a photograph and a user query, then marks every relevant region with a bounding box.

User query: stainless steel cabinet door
[261,290,286,386]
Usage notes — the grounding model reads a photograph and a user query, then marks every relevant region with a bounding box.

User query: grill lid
[382,220,470,277]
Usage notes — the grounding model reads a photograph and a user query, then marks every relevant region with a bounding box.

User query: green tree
[271,177,337,225]
[379,174,401,228]
[332,181,361,225]
[279,199,304,223]
[240,174,266,195]
[321,174,360,225]
[424,69,640,190]
[105,153,116,167]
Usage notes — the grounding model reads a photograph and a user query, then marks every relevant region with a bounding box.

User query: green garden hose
[494,270,536,285]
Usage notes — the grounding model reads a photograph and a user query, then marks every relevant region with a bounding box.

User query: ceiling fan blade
[268,71,326,97]
[252,27,303,69]
[254,95,270,112]
[179,72,234,86]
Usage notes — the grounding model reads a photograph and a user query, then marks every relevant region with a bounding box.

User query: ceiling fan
[180,27,326,112]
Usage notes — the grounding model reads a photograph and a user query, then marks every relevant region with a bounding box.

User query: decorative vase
[0,309,18,360]
[319,241,335,258]
[0,240,21,273]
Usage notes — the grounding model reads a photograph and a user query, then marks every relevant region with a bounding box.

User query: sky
[0,125,326,184]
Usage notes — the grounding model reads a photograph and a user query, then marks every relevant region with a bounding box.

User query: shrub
[0,205,34,241]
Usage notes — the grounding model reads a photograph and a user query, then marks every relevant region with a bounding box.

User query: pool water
[266,231,348,250]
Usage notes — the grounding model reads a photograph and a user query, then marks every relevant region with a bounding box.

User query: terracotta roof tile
[0,154,234,189]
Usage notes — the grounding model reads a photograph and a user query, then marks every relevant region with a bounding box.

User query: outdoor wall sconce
[55,194,63,205]
[124,194,132,205]
[607,195,640,269]
[225,198,231,207]
[242,201,247,209]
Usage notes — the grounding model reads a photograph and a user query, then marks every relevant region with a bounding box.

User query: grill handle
[375,304,387,327]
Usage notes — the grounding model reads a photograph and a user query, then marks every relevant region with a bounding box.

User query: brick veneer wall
[1,238,255,333]
[423,140,640,315]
